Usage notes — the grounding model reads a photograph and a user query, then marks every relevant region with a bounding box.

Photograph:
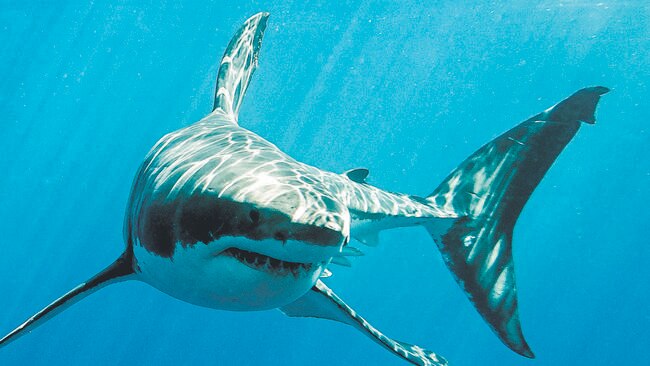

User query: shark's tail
[0,250,135,348]
[424,87,609,357]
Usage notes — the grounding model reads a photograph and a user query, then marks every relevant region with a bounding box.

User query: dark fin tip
[344,168,369,183]
[546,86,609,124]
[524,349,536,359]
[515,342,535,359]
[498,323,535,358]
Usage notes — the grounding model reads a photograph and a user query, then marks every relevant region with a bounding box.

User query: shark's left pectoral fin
[212,12,269,122]
[280,280,447,366]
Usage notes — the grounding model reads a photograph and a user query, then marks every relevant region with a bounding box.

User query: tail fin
[0,251,135,348]
[425,87,609,357]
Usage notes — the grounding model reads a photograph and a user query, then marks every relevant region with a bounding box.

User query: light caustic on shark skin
[0,12,608,366]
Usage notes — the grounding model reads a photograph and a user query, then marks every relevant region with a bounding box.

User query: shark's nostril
[249,209,260,225]
[273,231,288,243]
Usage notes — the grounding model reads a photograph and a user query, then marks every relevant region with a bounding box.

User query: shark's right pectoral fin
[0,251,135,348]
[280,280,447,366]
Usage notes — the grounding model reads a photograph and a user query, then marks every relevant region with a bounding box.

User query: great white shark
[0,12,608,365]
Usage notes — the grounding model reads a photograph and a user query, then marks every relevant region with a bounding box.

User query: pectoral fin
[0,251,135,348]
[280,280,447,366]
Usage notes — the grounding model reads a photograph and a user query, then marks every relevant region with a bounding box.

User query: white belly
[133,238,326,311]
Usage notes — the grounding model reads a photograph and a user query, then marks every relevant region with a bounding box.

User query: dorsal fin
[212,12,269,122]
[343,168,369,183]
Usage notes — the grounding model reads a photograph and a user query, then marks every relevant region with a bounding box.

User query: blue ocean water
[0,1,648,365]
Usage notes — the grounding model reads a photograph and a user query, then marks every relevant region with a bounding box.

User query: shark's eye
[249,209,260,224]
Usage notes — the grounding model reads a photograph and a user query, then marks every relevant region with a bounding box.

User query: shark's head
[123,12,350,310]
[125,130,350,310]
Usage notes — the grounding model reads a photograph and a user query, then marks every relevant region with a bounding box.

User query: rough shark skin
[0,12,608,366]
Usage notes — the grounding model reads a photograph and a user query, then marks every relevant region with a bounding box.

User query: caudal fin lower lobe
[425,87,609,357]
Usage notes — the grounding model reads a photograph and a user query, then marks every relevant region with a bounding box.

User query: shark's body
[0,13,608,366]
[128,112,455,311]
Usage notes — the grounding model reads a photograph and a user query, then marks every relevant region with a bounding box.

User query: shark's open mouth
[222,247,314,277]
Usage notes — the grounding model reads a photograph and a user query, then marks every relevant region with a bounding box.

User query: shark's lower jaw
[222,247,314,278]
[133,239,326,311]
